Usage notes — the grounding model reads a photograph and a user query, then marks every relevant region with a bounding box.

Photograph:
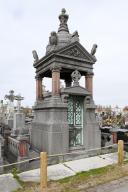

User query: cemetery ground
[14,160,128,192]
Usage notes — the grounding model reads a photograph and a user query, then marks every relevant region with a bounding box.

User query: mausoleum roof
[46,8,79,54]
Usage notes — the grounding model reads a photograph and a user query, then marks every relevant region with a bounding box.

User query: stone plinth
[31,97,69,155]
[84,104,101,149]
[0,136,4,173]
[7,119,13,130]
[17,135,29,159]
[13,113,25,132]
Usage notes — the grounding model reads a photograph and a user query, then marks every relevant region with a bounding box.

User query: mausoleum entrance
[67,96,84,147]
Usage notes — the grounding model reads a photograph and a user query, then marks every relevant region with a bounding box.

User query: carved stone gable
[62,47,85,58]
[57,42,96,62]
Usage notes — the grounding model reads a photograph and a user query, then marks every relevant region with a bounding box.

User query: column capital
[50,64,61,72]
[35,75,42,80]
[86,72,94,78]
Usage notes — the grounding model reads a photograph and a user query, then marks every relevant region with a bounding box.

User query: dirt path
[84,176,128,192]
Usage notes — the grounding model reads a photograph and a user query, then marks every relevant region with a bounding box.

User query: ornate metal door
[67,96,83,147]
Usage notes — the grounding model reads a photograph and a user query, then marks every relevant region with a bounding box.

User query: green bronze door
[67,96,83,147]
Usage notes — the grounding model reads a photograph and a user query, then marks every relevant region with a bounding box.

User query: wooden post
[118,140,124,165]
[40,152,47,192]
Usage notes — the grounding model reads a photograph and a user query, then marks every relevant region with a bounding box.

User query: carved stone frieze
[62,47,85,58]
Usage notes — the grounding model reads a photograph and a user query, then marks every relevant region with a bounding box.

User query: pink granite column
[19,141,28,157]
[85,73,93,95]
[51,66,61,96]
[35,75,43,100]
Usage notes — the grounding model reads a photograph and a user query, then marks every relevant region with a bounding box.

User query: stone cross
[71,70,81,86]
[14,94,24,112]
[4,90,15,118]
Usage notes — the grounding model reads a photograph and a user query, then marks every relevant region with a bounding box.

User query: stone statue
[71,70,81,86]
[91,44,98,55]
[71,31,79,42]
[32,50,39,63]
[72,31,79,37]
[49,31,57,45]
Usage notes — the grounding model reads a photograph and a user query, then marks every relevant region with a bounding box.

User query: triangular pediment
[57,41,96,63]
[61,85,91,96]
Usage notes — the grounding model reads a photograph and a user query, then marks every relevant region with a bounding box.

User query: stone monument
[31,9,101,155]
[4,90,15,129]
[0,135,4,173]
[7,94,30,163]
[12,94,25,135]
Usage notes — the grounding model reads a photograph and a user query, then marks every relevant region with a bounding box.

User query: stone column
[51,66,61,96]
[85,73,93,94]
[36,75,43,100]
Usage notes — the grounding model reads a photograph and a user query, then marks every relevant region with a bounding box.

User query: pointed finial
[58,8,69,32]
[61,8,66,14]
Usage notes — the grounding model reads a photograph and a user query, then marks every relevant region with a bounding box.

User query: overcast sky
[0,0,128,108]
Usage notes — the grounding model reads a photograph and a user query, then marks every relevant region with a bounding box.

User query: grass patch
[59,164,114,184]
[11,167,24,185]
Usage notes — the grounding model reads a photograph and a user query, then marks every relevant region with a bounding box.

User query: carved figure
[91,44,98,55]
[49,31,57,45]
[72,31,79,38]
[71,31,79,42]
[32,50,39,63]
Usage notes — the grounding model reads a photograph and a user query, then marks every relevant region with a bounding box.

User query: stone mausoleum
[31,9,101,155]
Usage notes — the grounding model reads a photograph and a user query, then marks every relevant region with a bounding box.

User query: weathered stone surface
[65,153,117,173]
[19,164,75,182]
[48,164,75,180]
[19,169,40,182]
[13,112,25,131]
[18,153,117,183]
[0,173,21,192]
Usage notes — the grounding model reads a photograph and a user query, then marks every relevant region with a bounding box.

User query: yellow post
[118,140,124,165]
[40,152,47,192]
